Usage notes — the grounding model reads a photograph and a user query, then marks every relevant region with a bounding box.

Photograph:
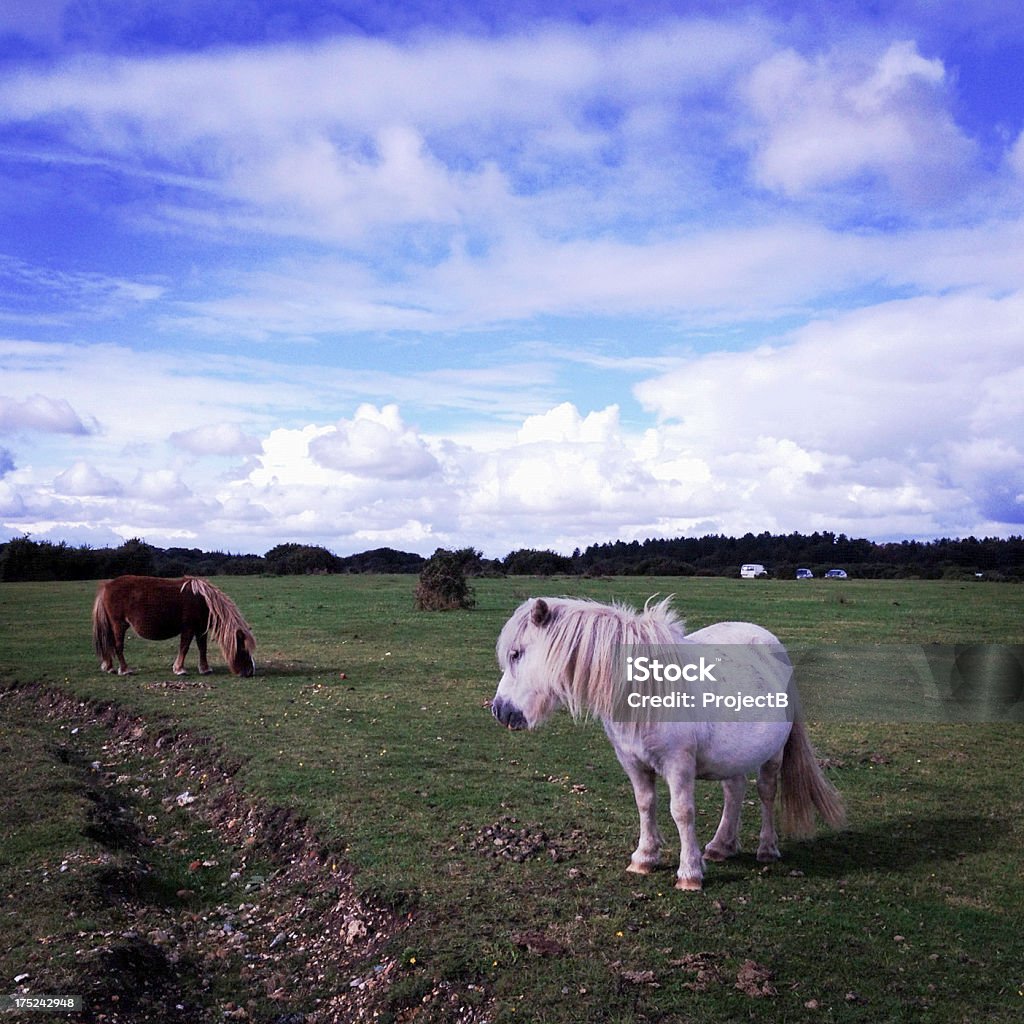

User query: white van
[740,563,768,578]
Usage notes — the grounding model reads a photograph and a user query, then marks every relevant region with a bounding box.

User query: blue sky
[1,1,1023,558]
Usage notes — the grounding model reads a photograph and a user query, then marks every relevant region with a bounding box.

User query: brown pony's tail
[92,583,115,670]
[779,720,846,838]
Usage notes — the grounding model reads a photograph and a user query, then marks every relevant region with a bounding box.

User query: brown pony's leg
[196,631,213,675]
[173,628,194,675]
[112,620,132,675]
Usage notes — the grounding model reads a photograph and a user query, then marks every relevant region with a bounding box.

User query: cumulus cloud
[0,394,90,434]
[635,291,1022,455]
[633,290,1024,532]
[53,460,121,496]
[130,469,193,502]
[309,404,440,480]
[0,479,26,516]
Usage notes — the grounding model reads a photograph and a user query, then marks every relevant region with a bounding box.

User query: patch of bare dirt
[463,815,588,864]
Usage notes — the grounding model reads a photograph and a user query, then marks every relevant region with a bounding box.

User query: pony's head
[229,628,257,677]
[492,598,561,729]
[491,596,682,730]
[184,577,257,677]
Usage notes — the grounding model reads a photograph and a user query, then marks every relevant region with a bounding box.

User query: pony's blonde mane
[499,596,685,721]
[182,577,256,661]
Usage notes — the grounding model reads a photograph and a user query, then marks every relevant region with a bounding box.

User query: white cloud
[0,479,26,516]
[633,290,1024,531]
[0,393,90,434]
[0,19,774,252]
[308,404,440,480]
[740,40,976,201]
[130,468,193,502]
[516,403,621,445]
[2,15,1023,553]
[170,422,261,456]
[53,460,121,496]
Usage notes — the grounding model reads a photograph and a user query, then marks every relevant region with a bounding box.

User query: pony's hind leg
[112,620,132,675]
[704,775,746,861]
[755,752,784,862]
[620,760,664,875]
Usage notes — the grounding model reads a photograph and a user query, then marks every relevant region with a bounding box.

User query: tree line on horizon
[1,531,1022,583]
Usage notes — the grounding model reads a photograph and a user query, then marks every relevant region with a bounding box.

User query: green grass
[2,575,1023,1022]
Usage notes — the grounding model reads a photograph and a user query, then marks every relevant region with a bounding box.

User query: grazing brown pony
[93,575,256,677]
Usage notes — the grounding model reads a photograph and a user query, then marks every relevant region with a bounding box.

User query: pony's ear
[531,598,552,628]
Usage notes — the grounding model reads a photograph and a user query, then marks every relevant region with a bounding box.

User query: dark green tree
[415,547,476,610]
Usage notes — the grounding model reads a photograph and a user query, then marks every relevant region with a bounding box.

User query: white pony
[491,596,844,891]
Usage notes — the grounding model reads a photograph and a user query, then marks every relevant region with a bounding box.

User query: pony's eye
[509,648,523,665]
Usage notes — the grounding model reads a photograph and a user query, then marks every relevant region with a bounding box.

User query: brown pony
[93,575,256,677]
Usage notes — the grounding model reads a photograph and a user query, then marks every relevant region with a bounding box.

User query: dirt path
[1,684,402,1023]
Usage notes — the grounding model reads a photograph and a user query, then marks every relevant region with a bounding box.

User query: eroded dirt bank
[1,683,414,1023]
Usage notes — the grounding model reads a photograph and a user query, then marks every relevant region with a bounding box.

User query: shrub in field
[415,547,477,610]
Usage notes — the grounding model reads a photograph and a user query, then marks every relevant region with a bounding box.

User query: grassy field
[1,575,1023,1022]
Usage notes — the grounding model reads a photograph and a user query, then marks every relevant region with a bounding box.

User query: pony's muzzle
[491,696,528,731]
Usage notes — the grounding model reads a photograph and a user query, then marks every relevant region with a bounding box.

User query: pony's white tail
[92,584,115,669]
[779,720,846,838]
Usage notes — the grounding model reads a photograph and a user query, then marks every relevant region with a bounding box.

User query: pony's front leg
[704,775,746,862]
[620,760,664,875]
[195,632,213,675]
[665,758,703,890]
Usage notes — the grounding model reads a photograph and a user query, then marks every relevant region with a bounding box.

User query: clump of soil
[465,815,588,864]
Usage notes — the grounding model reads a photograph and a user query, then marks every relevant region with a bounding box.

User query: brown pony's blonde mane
[182,577,256,663]
[498,596,685,721]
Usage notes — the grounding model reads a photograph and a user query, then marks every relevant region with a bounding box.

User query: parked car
[740,563,768,578]
[795,568,814,579]
[824,568,848,578]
